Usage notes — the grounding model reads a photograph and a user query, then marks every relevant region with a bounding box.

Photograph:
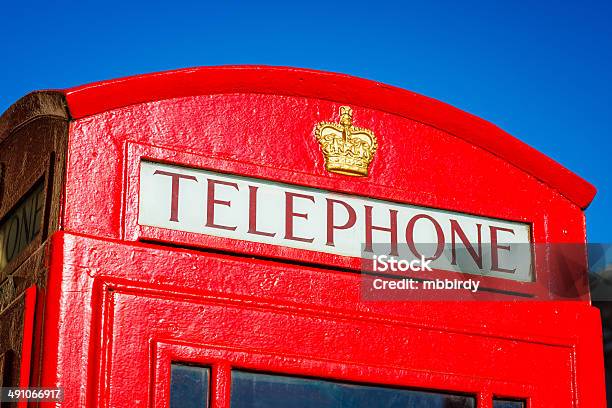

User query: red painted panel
[38,232,606,407]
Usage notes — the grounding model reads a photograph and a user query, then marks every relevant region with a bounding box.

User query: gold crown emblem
[314,106,378,177]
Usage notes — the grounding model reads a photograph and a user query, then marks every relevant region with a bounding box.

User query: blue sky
[1,1,610,249]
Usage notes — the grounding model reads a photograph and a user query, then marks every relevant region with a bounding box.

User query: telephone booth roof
[19,65,595,209]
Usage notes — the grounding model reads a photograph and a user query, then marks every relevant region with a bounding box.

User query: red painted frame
[123,141,572,300]
[150,341,534,407]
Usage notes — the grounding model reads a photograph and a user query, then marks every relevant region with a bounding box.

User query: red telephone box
[0,66,605,407]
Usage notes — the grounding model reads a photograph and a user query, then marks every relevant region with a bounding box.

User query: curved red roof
[59,65,594,209]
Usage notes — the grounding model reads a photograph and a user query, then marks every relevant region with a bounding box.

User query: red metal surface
[0,66,604,406]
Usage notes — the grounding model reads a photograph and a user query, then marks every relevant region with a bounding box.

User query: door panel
[100,284,573,407]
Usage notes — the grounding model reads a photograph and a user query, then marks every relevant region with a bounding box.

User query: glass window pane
[493,400,525,408]
[170,363,210,408]
[231,370,475,408]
